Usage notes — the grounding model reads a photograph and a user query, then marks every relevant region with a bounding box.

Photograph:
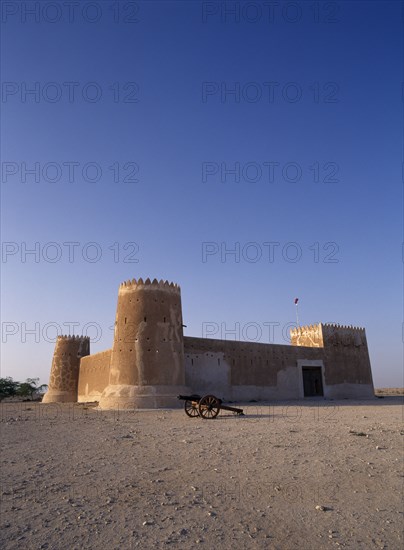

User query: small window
[144,317,147,322]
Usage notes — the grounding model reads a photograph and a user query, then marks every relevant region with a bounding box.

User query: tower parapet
[119,277,181,292]
[42,335,90,403]
[290,324,323,347]
[290,323,367,349]
[320,323,367,348]
[99,277,190,409]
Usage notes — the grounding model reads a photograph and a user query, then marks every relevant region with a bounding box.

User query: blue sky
[1,0,402,387]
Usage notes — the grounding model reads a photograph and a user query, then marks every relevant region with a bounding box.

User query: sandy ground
[0,397,403,550]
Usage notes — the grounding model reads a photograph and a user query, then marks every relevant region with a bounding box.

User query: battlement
[291,323,321,335]
[119,277,181,293]
[322,323,365,331]
[321,322,367,348]
[290,324,323,347]
[56,335,91,341]
[291,323,367,348]
[54,335,90,361]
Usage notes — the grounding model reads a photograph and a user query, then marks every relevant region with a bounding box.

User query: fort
[42,277,375,408]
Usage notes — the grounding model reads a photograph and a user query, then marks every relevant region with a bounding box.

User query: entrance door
[302,367,324,397]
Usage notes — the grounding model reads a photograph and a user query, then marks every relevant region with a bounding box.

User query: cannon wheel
[184,399,199,417]
[198,395,220,419]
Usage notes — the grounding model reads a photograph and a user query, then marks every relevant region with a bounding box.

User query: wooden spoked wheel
[198,395,220,419]
[184,400,200,417]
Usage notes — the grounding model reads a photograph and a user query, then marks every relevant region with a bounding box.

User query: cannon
[177,394,244,419]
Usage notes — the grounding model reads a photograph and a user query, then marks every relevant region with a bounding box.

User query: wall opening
[302,367,324,397]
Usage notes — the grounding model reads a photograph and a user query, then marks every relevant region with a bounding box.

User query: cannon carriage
[177,394,244,419]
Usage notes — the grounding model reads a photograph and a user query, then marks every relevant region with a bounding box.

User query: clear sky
[1,0,402,388]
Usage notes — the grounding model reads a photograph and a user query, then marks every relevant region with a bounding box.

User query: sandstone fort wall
[78,349,112,402]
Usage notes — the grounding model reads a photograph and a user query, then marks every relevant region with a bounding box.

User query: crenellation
[118,277,181,294]
[322,322,365,331]
[56,334,90,341]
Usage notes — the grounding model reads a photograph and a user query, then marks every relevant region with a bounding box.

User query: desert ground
[0,396,403,550]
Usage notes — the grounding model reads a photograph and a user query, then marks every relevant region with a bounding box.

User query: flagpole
[294,298,299,326]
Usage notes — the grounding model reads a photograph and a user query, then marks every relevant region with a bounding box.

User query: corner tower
[290,323,374,398]
[42,335,90,403]
[99,278,190,409]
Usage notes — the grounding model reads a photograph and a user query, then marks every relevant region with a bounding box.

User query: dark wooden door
[302,367,324,397]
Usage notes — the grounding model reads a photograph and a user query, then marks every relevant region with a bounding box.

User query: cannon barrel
[177,394,202,402]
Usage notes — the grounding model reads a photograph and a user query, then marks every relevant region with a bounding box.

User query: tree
[0,377,47,401]
[0,377,19,400]
[17,378,48,400]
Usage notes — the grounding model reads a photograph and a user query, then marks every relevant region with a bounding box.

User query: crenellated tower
[291,323,374,393]
[42,335,90,403]
[99,278,190,409]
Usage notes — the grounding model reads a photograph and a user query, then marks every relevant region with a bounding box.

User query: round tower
[99,277,190,409]
[42,335,90,403]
